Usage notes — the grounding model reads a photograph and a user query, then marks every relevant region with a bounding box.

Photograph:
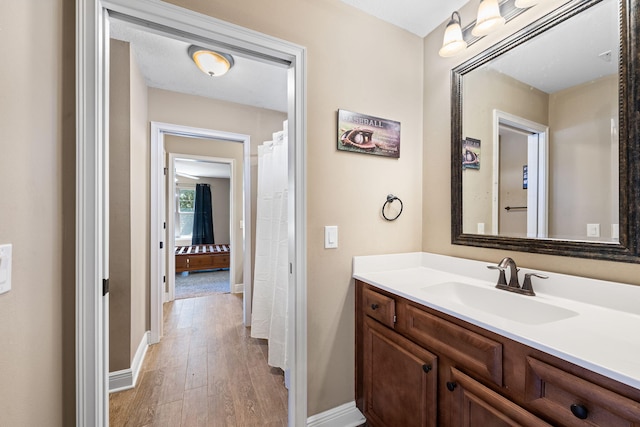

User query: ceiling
[340,0,468,37]
[109,2,463,115]
[110,18,290,112]
[174,158,231,179]
[487,0,618,94]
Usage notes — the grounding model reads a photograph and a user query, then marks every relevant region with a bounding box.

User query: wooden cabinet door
[448,367,551,427]
[363,317,437,427]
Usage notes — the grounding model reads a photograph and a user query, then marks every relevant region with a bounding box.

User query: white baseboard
[109,331,150,393]
[307,401,366,427]
[233,283,244,293]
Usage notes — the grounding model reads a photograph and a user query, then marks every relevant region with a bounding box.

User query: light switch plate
[587,224,600,238]
[0,244,12,294]
[324,226,338,249]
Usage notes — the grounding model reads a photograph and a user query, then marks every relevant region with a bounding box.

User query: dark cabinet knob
[446,381,457,391]
[570,404,588,419]
[371,303,379,310]
[422,364,432,373]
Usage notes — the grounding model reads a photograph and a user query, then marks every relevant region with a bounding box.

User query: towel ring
[382,194,403,221]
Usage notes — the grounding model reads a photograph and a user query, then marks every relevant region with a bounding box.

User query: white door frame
[76,0,110,425]
[492,110,549,237]
[151,123,248,344]
[77,1,308,426]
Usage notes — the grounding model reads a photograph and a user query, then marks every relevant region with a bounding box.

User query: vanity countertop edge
[353,252,640,391]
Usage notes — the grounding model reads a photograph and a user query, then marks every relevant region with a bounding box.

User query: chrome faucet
[487,257,548,296]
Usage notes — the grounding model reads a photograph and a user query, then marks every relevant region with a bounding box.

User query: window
[176,186,195,237]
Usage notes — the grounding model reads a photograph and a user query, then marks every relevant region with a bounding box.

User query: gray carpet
[175,270,230,299]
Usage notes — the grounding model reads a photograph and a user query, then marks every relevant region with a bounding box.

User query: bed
[175,244,230,273]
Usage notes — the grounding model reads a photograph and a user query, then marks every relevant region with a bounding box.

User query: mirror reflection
[461,0,619,242]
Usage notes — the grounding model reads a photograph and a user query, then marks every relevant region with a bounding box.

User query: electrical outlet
[586,224,600,238]
[477,223,485,234]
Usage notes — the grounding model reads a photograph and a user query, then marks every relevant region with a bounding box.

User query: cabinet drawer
[402,304,502,386]
[449,367,552,427]
[525,357,640,427]
[363,287,396,328]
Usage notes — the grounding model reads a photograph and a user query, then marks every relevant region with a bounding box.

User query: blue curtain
[192,183,214,244]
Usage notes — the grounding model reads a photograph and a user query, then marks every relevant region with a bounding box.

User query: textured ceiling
[110,18,289,113]
[340,0,469,37]
[174,158,231,179]
[488,0,618,94]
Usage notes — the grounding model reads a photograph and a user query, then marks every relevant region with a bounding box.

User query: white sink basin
[422,282,579,325]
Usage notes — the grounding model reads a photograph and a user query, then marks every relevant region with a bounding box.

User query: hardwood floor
[110,293,288,426]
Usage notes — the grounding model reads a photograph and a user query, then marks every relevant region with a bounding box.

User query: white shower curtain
[251,123,289,372]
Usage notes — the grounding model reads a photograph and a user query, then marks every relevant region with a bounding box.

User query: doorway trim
[492,110,549,237]
[151,122,249,344]
[77,0,307,425]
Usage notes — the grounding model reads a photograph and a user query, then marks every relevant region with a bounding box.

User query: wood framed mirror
[451,0,640,262]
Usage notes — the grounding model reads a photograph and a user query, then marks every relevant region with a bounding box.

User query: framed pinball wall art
[337,109,400,158]
[462,137,480,170]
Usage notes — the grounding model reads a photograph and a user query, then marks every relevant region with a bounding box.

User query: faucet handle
[521,272,548,296]
[487,264,508,287]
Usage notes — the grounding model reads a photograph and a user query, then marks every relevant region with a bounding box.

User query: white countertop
[353,252,640,390]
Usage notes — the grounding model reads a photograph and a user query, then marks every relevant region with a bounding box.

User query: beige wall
[208,178,231,244]
[108,39,150,371]
[423,0,640,285]
[548,75,618,240]
[129,39,151,362]
[0,0,76,425]
[153,90,286,287]
[462,68,548,235]
[109,39,134,370]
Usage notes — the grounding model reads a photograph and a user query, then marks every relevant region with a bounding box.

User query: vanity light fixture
[188,45,234,77]
[439,0,532,58]
[439,12,468,58]
[472,0,506,37]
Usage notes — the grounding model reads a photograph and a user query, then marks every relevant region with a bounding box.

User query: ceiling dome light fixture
[188,45,234,77]
[472,0,506,37]
[439,12,468,58]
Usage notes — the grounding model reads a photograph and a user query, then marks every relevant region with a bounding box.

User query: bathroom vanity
[353,253,640,427]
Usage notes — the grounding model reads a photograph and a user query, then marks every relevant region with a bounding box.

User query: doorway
[149,123,252,341]
[76,1,308,425]
[492,110,549,238]
[171,154,234,300]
